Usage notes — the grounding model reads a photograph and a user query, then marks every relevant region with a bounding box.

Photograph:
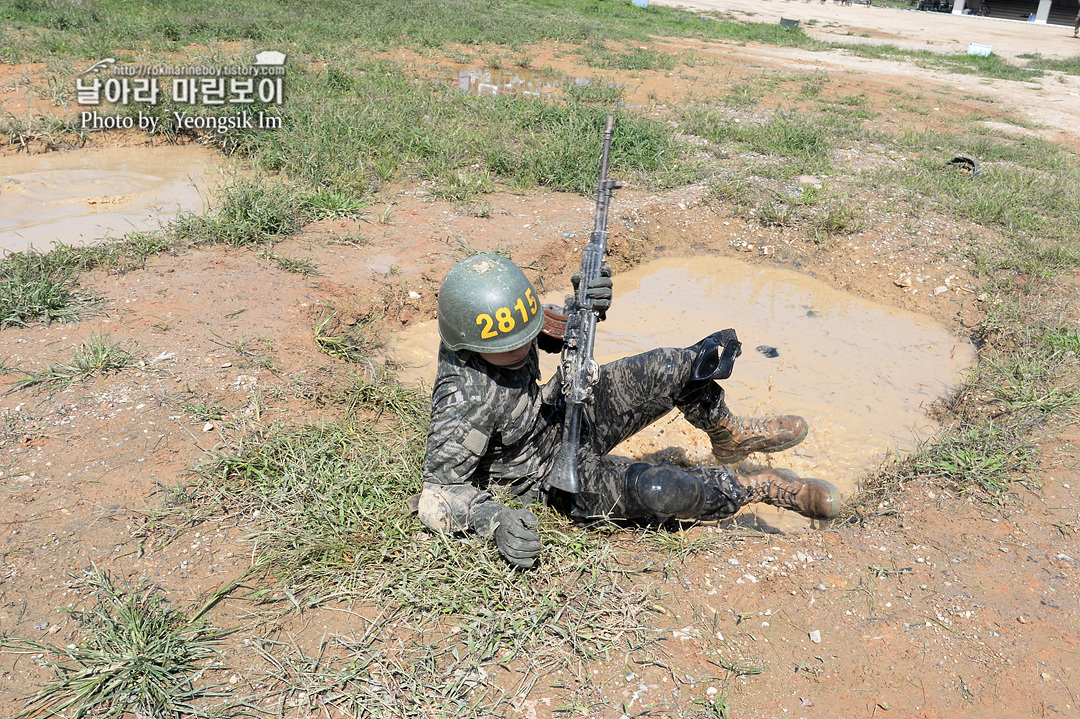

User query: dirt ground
[661,0,1080,60]
[2,6,1080,719]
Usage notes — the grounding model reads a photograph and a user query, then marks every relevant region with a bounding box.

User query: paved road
[651,0,1080,59]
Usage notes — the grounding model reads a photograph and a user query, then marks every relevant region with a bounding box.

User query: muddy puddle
[1,145,228,254]
[455,67,597,98]
[388,255,974,531]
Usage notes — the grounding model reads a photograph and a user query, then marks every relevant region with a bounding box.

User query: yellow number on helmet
[495,307,515,333]
[476,313,497,338]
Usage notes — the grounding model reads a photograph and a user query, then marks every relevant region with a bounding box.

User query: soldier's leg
[574,455,742,521]
[678,382,809,463]
[574,456,839,522]
[584,348,694,456]
[586,345,808,462]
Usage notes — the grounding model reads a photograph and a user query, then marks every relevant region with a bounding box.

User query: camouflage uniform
[419,340,743,531]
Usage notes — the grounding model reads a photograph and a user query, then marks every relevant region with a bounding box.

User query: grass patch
[809,195,868,238]
[1020,53,1080,76]
[836,43,1042,82]
[1,0,824,61]
[582,41,677,71]
[0,251,88,328]
[171,374,684,710]
[269,253,319,276]
[46,231,179,274]
[703,176,866,240]
[871,130,1080,245]
[249,58,694,199]
[178,397,229,422]
[172,177,310,247]
[564,80,626,106]
[681,107,837,176]
[1041,329,1080,355]
[313,307,380,365]
[343,372,428,419]
[867,419,1037,503]
[206,329,278,374]
[0,570,229,719]
[10,331,134,392]
[194,402,647,617]
[798,70,829,98]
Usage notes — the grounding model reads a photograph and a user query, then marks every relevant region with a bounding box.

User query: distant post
[1033,0,1051,23]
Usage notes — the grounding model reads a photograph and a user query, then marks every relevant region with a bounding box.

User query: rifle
[547,115,622,495]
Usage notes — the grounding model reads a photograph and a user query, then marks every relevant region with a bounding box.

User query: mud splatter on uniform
[420,341,744,528]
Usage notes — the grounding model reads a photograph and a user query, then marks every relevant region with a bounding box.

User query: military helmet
[438,254,544,353]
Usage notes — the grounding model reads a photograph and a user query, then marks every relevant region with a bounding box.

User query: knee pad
[625,462,706,520]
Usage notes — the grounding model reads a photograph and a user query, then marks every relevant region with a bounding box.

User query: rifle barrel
[547,115,619,496]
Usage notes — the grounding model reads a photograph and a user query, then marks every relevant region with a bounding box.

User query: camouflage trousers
[556,347,738,520]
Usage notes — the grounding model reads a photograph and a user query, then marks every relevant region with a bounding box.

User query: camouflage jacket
[422,341,562,500]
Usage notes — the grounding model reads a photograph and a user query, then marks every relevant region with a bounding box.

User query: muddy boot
[705,411,808,463]
[736,468,840,520]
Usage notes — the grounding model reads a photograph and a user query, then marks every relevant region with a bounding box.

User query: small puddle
[388,255,975,531]
[1,145,228,254]
[455,67,598,98]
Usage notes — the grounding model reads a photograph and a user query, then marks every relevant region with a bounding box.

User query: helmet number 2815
[476,289,538,339]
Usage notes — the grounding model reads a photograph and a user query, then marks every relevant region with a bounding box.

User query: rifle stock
[547,115,621,495]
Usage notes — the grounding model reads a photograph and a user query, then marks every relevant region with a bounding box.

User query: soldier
[418,254,840,569]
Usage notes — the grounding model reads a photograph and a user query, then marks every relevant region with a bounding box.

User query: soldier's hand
[492,507,541,569]
[571,265,613,318]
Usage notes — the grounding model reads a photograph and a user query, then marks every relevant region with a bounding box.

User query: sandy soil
[2,8,1080,719]
[659,0,1080,59]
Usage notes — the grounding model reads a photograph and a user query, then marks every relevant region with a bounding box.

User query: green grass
[798,70,828,98]
[1019,53,1080,76]
[680,107,837,176]
[881,420,1037,499]
[1,570,230,719]
[47,231,179,273]
[1041,329,1080,355]
[835,43,1043,82]
[178,397,229,422]
[870,130,1080,245]
[249,58,694,199]
[314,308,381,364]
[0,251,87,328]
[0,0,822,61]
[582,41,677,71]
[343,372,428,418]
[171,177,310,247]
[10,331,133,392]
[173,375,672,710]
[809,195,867,238]
[269,253,319,276]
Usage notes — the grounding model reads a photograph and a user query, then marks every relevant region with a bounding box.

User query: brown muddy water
[388,255,975,531]
[1,145,226,254]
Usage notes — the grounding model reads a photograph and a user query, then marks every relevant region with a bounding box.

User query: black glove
[472,504,542,569]
[571,265,613,318]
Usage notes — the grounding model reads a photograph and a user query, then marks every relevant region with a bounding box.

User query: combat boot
[705,411,808,463]
[736,468,840,520]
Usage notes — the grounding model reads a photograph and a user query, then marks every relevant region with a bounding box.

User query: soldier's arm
[417,382,495,534]
[417,371,543,569]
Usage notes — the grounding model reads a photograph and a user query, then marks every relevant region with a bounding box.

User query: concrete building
[948,0,1078,26]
